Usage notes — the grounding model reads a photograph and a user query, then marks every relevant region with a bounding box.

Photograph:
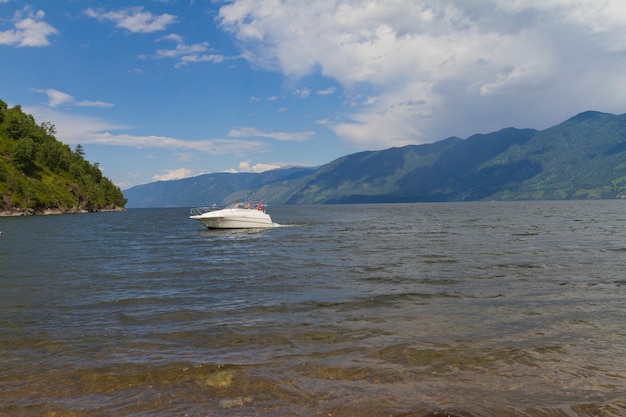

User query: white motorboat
[189,200,273,229]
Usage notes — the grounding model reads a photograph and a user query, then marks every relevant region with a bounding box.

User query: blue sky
[2,1,626,189]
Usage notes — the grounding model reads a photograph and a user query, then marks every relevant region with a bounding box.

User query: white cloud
[31,89,74,107]
[0,7,58,47]
[293,88,310,98]
[155,34,225,68]
[219,0,626,147]
[496,0,626,51]
[153,168,192,181]
[31,89,113,108]
[250,96,279,102]
[317,87,336,96]
[234,161,283,173]
[332,86,429,148]
[350,95,377,107]
[85,7,176,33]
[75,100,114,108]
[26,106,127,142]
[228,127,314,142]
[84,133,267,155]
[25,106,267,155]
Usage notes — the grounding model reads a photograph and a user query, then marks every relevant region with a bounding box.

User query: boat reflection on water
[189,200,273,229]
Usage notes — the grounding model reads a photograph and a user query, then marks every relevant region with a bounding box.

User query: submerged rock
[204,370,234,388]
[219,396,253,409]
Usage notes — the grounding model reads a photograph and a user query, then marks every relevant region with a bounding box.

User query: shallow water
[1,201,625,416]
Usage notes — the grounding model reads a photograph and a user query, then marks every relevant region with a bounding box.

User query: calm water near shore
[1,201,625,416]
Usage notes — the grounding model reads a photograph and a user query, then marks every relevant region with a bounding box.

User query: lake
[1,201,625,416]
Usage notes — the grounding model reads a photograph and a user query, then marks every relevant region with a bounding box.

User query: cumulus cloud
[233,161,283,173]
[153,168,192,181]
[85,7,176,33]
[0,7,58,47]
[218,0,626,147]
[496,0,626,51]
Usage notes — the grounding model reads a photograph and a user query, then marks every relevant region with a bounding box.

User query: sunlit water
[1,201,625,417]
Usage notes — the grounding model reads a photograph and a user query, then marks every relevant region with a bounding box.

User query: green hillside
[283,128,539,204]
[0,99,126,215]
[487,111,626,199]
[124,110,626,207]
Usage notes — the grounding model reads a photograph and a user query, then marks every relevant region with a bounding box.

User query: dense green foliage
[487,111,626,200]
[0,99,126,213]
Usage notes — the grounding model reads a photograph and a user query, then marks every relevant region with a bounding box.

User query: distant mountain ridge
[124,110,626,207]
[127,167,315,208]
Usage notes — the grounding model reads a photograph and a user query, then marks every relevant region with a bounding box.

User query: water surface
[1,201,625,416]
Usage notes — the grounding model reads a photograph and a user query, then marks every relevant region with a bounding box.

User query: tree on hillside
[12,137,36,173]
[0,98,127,212]
[2,105,37,141]
[74,144,85,157]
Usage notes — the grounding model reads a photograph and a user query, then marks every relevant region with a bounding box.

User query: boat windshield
[189,200,267,216]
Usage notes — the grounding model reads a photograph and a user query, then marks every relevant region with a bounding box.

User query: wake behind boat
[189,200,273,229]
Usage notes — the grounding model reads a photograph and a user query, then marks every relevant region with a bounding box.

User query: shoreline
[0,207,125,217]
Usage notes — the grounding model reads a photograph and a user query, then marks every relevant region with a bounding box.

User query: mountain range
[124,110,626,207]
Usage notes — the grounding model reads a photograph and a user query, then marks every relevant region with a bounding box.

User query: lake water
[1,201,625,417]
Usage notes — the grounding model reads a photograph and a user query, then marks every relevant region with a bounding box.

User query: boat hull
[190,207,273,229]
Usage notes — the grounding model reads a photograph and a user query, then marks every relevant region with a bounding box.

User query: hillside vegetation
[0,99,126,215]
[487,111,626,200]
[125,110,626,207]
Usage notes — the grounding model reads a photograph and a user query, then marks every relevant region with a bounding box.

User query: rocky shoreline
[0,207,125,217]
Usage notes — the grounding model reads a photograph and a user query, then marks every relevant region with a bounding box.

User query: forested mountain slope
[124,110,626,207]
[0,99,126,215]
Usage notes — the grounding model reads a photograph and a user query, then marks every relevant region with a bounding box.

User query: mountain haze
[127,167,315,208]
[124,111,626,207]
